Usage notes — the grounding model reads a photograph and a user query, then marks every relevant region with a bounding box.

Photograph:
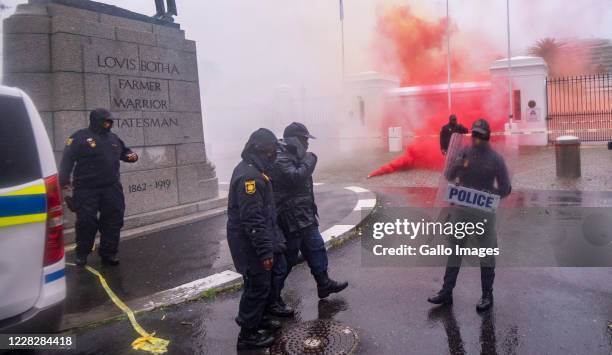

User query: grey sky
[1,0,611,98]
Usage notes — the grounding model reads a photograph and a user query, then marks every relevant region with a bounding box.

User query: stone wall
[3,1,219,225]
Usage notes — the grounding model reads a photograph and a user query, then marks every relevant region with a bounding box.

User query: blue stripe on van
[44,268,65,283]
[0,194,46,217]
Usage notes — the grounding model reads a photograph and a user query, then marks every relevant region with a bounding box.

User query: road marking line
[321,224,356,243]
[313,182,325,186]
[66,262,170,354]
[353,199,377,211]
[344,186,370,193]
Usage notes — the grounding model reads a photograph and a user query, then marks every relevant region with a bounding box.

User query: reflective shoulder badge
[245,180,256,195]
[65,137,73,146]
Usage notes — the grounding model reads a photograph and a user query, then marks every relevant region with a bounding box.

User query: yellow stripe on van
[0,184,46,197]
[0,213,47,228]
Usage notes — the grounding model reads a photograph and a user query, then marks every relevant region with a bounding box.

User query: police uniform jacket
[227,149,285,275]
[446,142,512,198]
[440,123,469,151]
[59,115,134,189]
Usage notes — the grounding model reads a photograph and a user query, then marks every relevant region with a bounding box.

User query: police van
[0,86,66,332]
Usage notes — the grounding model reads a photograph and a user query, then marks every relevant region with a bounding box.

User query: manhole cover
[271,319,359,355]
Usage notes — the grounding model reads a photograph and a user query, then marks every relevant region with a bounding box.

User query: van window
[0,95,42,188]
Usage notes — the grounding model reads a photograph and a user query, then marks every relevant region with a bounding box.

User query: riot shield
[434,132,468,206]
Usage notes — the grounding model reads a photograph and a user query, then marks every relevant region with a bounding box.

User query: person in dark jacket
[59,108,138,266]
[271,122,348,303]
[428,118,511,312]
[440,114,469,155]
[227,128,286,350]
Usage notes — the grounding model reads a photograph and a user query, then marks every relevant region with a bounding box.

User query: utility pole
[507,0,513,123]
[340,0,345,85]
[446,0,452,112]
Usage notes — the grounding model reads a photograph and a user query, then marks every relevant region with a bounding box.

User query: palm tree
[528,37,566,71]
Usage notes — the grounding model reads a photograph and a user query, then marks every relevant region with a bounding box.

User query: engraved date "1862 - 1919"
[127,179,172,193]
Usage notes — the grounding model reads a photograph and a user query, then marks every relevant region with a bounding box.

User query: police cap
[283,122,316,139]
[472,118,491,139]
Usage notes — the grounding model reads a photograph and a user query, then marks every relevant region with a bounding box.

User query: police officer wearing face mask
[227,128,287,350]
[428,118,511,312]
[440,114,469,155]
[271,122,348,305]
[59,108,138,267]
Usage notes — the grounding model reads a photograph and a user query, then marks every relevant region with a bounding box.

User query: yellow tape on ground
[67,263,169,354]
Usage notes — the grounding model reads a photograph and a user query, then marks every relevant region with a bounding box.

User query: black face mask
[102,120,113,133]
[297,136,309,151]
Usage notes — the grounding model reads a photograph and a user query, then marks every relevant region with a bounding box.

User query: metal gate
[546,73,612,142]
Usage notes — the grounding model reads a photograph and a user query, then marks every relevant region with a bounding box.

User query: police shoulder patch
[65,137,73,146]
[245,180,256,195]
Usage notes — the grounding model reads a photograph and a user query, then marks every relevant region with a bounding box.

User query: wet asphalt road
[48,186,611,355]
[62,184,357,328]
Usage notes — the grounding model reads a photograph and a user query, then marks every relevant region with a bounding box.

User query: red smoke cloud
[369,5,506,178]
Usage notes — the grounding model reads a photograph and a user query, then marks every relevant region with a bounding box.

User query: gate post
[490,57,549,146]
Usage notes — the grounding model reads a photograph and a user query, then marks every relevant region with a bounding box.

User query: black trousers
[236,268,271,329]
[268,252,288,306]
[442,264,495,294]
[74,183,125,257]
[283,225,328,278]
[441,206,496,294]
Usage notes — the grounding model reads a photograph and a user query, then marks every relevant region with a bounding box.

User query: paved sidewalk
[316,145,612,191]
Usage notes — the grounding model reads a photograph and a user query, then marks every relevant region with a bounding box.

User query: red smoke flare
[369,5,506,178]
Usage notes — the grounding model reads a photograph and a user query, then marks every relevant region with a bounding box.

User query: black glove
[303,151,318,167]
[285,137,306,159]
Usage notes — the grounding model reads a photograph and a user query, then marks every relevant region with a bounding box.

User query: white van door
[0,94,47,320]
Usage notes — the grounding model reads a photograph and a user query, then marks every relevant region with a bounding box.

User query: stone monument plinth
[3,0,223,239]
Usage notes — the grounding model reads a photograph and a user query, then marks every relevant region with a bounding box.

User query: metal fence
[547,73,612,142]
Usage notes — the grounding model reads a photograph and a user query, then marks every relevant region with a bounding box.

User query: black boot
[259,316,282,331]
[476,291,493,312]
[100,254,120,266]
[315,272,348,299]
[427,290,453,305]
[236,327,275,350]
[266,302,295,318]
[75,255,88,267]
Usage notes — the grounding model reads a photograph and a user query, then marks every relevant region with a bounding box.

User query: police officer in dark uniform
[428,118,511,311]
[440,114,469,155]
[227,128,286,350]
[271,122,348,303]
[59,108,138,267]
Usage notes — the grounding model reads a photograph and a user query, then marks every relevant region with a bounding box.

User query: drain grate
[270,320,358,355]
